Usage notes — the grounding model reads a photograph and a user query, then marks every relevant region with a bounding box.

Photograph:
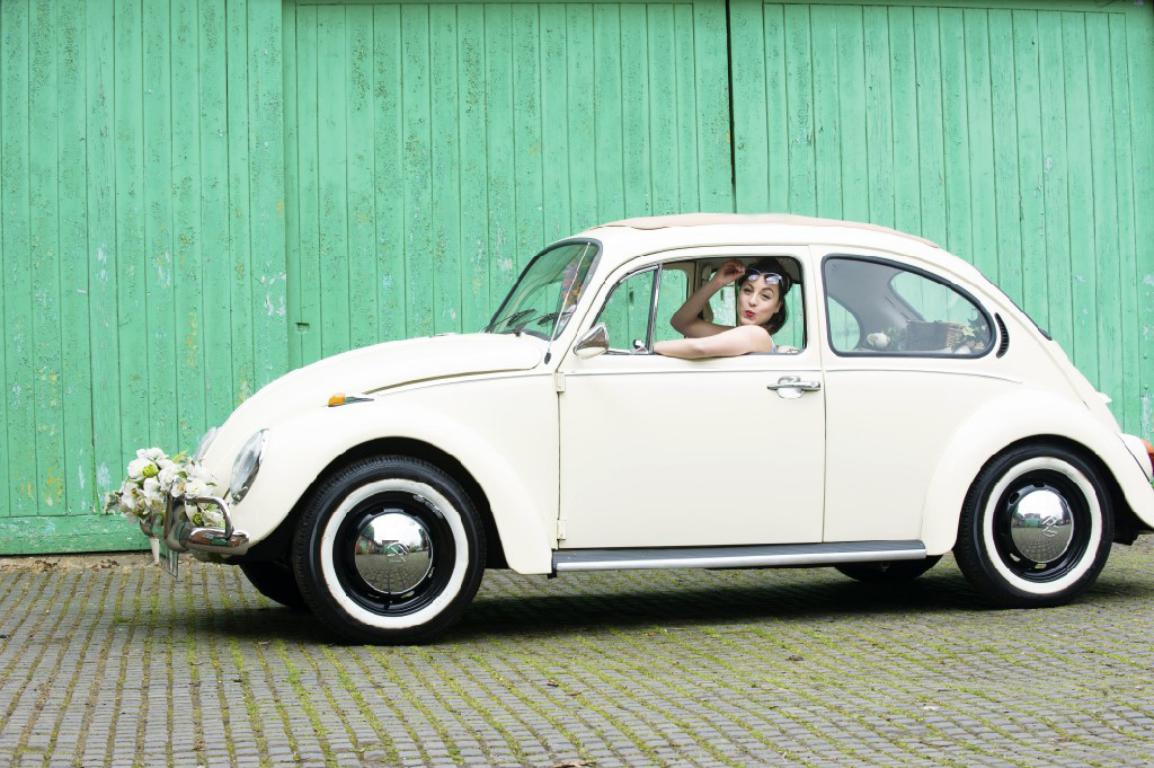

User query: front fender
[230,398,556,574]
[921,389,1154,554]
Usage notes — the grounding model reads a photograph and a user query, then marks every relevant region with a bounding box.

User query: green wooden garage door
[730,0,1154,435]
[283,0,734,366]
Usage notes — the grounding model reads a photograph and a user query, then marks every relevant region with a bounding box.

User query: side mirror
[573,323,609,359]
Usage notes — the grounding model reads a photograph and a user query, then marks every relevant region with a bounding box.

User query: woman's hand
[712,259,745,286]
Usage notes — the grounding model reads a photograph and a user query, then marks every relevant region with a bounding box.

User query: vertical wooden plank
[200,0,235,420]
[673,4,700,212]
[863,6,894,228]
[227,0,255,403]
[988,10,1022,306]
[30,0,66,509]
[432,4,463,329]
[2,0,34,516]
[567,5,597,228]
[1110,13,1138,434]
[835,5,868,223]
[347,6,378,347]
[938,9,971,261]
[457,4,489,329]
[1085,14,1120,413]
[1126,8,1154,438]
[485,4,517,305]
[783,5,816,215]
[594,5,626,220]
[247,0,288,386]
[1061,13,1096,385]
[811,5,840,219]
[646,4,678,216]
[693,0,732,212]
[283,0,302,368]
[620,4,652,217]
[114,0,148,462]
[0,4,9,515]
[172,0,206,452]
[511,5,543,268]
[85,0,120,502]
[374,5,405,340]
[1037,11,1073,353]
[913,7,946,245]
[888,7,920,235]
[732,0,767,212]
[143,0,177,450]
[1012,10,1048,331]
[963,9,996,280]
[318,6,350,355]
[57,0,95,512]
[294,5,324,361]
[403,4,434,336]
[764,4,790,213]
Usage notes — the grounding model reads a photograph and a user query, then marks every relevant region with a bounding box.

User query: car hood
[203,333,543,476]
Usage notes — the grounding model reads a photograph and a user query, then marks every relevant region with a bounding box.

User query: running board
[552,541,927,573]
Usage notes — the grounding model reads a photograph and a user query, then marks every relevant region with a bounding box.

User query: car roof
[574,212,992,289]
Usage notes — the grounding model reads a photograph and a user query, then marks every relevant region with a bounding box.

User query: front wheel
[954,443,1113,607]
[292,456,486,644]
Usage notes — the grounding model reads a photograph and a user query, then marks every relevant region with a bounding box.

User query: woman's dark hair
[735,257,792,335]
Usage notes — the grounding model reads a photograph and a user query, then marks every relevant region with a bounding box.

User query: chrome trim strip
[553,541,927,572]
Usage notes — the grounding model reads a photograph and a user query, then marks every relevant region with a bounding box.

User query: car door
[556,249,826,549]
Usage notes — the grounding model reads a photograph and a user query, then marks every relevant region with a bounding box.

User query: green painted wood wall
[0,0,288,552]
[0,0,1151,554]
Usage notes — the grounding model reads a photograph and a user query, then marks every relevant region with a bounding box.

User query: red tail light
[1143,439,1154,476]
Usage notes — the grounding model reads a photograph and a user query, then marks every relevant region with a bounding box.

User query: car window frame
[821,252,997,360]
[586,251,810,357]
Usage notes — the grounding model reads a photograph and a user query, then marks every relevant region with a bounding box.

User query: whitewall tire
[292,456,486,644]
[954,443,1113,607]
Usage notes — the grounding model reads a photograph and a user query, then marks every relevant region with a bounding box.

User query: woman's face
[737,275,783,327]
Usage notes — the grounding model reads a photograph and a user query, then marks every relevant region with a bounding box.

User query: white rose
[127,458,152,480]
[137,447,166,462]
[157,465,179,489]
[120,489,140,514]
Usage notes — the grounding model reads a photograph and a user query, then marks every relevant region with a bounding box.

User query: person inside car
[654,258,791,359]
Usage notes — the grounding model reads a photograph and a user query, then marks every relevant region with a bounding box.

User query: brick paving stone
[3,543,1154,766]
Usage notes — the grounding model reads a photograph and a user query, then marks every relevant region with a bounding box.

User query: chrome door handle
[766,376,822,392]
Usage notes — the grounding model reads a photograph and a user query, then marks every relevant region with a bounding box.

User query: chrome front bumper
[139,493,251,555]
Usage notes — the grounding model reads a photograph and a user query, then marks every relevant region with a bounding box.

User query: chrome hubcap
[353,511,434,595]
[1008,485,1074,564]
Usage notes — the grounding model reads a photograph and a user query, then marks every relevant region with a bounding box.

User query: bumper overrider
[138,493,250,555]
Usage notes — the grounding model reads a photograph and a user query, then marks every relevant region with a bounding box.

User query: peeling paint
[78,465,86,491]
[1143,274,1154,287]
[1143,394,1153,442]
[96,463,111,489]
[96,246,108,263]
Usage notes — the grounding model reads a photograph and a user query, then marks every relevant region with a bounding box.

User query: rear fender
[921,389,1154,554]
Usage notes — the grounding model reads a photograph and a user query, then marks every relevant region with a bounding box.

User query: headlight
[229,429,268,503]
[195,427,219,460]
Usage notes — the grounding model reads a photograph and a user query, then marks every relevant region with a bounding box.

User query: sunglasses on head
[742,269,787,287]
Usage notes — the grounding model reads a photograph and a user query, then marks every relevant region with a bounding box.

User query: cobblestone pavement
[2,541,1154,768]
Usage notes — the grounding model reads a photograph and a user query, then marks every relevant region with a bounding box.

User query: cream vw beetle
[153,214,1154,643]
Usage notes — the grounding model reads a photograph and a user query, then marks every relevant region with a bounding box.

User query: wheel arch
[920,391,1153,554]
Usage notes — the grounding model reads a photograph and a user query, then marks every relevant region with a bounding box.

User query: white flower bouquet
[103,448,225,561]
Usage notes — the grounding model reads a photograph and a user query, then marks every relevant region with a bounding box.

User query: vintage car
[149,213,1154,643]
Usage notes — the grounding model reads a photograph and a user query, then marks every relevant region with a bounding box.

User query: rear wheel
[292,456,486,644]
[954,442,1113,607]
[835,556,941,584]
[239,561,307,611]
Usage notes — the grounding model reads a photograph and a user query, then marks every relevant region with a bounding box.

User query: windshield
[485,241,598,339]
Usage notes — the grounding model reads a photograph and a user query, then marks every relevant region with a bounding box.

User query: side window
[823,256,993,356]
[595,268,657,353]
[690,257,806,352]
